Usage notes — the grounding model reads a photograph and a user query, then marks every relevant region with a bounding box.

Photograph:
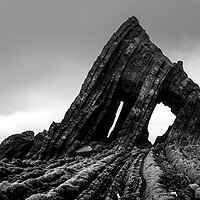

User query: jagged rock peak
[0,16,200,199]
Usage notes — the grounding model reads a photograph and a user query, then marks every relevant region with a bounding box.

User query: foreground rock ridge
[1,16,200,199]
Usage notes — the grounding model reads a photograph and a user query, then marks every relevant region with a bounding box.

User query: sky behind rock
[0,0,200,143]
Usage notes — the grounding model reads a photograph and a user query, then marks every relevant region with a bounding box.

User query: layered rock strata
[0,16,200,199]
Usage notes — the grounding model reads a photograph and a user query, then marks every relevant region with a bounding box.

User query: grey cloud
[0,0,200,137]
[0,55,87,115]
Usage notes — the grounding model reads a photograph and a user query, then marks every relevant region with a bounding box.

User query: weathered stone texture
[1,16,200,199]
[0,131,34,160]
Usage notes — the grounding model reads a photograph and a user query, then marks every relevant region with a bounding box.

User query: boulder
[0,131,34,160]
[75,146,93,156]
[189,183,199,191]
[94,144,102,153]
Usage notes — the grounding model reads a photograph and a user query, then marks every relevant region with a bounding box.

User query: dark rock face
[25,130,46,159]
[0,16,200,199]
[0,131,34,160]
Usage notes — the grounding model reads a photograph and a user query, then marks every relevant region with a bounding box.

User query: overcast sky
[0,0,200,143]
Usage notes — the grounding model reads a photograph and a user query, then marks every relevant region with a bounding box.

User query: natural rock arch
[32,16,174,160]
[1,16,200,199]
[29,16,200,160]
[147,103,175,143]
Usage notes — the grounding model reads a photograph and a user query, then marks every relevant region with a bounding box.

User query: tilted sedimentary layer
[1,16,200,199]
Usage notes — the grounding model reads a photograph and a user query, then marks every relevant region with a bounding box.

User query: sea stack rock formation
[1,16,200,199]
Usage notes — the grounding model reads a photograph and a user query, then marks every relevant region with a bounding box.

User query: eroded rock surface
[1,16,200,199]
[0,131,34,160]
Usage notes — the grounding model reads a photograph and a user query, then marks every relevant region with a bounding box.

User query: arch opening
[148,103,175,144]
[107,101,124,138]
